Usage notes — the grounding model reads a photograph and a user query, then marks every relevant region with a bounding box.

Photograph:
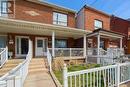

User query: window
[94,20,103,29]
[0,1,8,17]
[37,40,43,47]
[55,39,67,48]
[53,12,67,26]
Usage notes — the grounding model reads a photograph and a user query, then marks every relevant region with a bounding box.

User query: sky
[44,0,130,19]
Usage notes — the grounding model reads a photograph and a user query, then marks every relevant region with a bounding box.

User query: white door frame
[35,37,48,57]
[15,36,29,57]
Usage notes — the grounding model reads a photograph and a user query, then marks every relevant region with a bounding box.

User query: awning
[0,17,91,39]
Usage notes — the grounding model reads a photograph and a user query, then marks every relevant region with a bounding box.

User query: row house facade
[0,0,89,58]
[0,0,130,60]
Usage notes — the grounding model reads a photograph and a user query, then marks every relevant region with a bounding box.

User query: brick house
[76,5,124,50]
[76,5,124,63]
[0,0,89,58]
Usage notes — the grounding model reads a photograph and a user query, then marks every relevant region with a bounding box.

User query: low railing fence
[0,47,8,68]
[0,40,32,87]
[47,48,52,71]
[87,48,107,56]
[63,62,130,87]
[48,48,84,57]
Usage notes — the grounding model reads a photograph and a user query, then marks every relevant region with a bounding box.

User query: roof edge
[26,0,76,13]
[85,5,111,17]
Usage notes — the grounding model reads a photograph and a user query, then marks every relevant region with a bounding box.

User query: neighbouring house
[0,0,89,60]
[76,5,125,64]
[110,16,129,54]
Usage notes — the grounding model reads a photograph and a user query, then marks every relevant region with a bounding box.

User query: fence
[0,47,8,68]
[0,40,32,87]
[63,62,130,87]
[48,48,84,57]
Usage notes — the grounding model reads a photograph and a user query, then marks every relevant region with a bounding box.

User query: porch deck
[0,59,24,77]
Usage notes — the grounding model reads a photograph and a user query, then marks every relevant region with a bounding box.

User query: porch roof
[86,29,124,39]
[0,17,91,39]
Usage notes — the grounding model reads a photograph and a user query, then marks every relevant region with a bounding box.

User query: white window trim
[94,20,103,30]
[53,12,68,26]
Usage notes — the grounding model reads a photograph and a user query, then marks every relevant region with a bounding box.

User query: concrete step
[0,59,24,77]
[29,65,46,69]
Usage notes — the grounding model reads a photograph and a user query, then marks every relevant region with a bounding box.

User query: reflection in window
[55,40,67,48]
[37,40,43,47]
[53,12,67,26]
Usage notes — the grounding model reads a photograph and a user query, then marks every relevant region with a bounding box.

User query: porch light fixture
[9,35,14,44]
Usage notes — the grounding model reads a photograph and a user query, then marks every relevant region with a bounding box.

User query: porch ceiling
[0,17,91,39]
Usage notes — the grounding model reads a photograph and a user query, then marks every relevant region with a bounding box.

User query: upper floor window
[53,12,67,26]
[0,1,8,17]
[94,20,103,29]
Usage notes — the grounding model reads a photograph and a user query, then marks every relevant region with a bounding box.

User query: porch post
[83,34,87,58]
[97,34,100,64]
[52,31,55,58]
[120,38,122,49]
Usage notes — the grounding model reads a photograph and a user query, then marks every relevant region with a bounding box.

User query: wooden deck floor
[24,58,56,87]
[0,59,24,77]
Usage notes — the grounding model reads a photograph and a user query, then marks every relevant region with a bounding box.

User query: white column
[63,64,68,87]
[83,34,87,58]
[120,38,122,49]
[97,34,100,64]
[52,31,55,58]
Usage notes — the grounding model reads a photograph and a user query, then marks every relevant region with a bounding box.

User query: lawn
[54,64,101,85]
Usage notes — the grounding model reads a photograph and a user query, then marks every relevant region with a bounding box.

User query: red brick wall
[110,16,129,53]
[13,0,75,28]
[110,16,128,36]
[84,9,110,31]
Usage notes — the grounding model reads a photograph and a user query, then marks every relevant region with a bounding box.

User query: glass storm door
[16,37,29,57]
[35,38,47,57]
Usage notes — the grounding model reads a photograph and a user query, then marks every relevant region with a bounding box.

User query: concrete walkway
[24,58,56,87]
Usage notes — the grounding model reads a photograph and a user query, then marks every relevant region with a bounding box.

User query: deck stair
[0,59,23,77]
[24,58,56,87]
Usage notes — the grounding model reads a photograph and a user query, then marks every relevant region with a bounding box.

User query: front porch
[86,29,126,65]
[0,17,90,59]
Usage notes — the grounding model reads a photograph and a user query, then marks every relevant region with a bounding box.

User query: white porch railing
[49,48,84,57]
[0,40,32,87]
[87,48,125,65]
[0,47,8,68]
[47,48,52,71]
[63,62,130,87]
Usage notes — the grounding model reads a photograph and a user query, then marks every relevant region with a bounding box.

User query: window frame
[94,19,103,30]
[53,12,68,26]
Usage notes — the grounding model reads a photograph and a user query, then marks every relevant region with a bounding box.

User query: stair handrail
[0,47,8,68]
[0,40,32,87]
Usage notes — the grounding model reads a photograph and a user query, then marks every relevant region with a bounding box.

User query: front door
[16,36,29,57]
[35,38,47,57]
